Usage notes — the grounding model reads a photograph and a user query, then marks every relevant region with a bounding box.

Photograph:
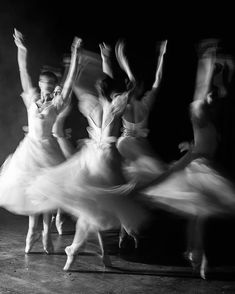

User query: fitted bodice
[121,117,149,138]
[80,93,128,147]
[27,102,58,139]
[121,97,151,138]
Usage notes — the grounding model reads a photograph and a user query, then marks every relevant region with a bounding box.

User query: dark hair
[95,75,120,101]
[39,71,58,84]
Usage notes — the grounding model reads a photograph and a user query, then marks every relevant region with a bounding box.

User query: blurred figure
[51,87,77,236]
[115,39,168,185]
[0,29,81,254]
[138,40,235,279]
[113,39,168,248]
[24,37,150,271]
[21,90,76,236]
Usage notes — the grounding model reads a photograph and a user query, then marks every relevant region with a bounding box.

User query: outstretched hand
[99,42,112,59]
[115,39,129,71]
[178,141,192,153]
[13,28,26,50]
[71,36,83,53]
[159,40,168,56]
[115,39,126,58]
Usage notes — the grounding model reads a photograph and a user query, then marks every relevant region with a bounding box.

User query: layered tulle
[25,139,150,232]
[117,120,167,187]
[0,134,65,215]
[141,156,235,217]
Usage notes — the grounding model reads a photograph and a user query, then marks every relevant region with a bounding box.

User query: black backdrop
[1,0,235,265]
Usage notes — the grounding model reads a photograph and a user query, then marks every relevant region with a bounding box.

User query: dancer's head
[95,75,122,101]
[39,71,58,96]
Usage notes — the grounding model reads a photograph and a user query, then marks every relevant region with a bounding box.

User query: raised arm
[115,39,136,84]
[115,39,145,103]
[152,40,167,88]
[59,37,83,110]
[193,40,217,102]
[140,40,167,109]
[52,94,76,158]
[99,42,114,78]
[13,28,34,104]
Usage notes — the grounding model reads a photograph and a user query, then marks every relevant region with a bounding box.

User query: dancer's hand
[115,39,126,60]
[71,36,83,54]
[13,28,27,50]
[99,42,112,59]
[159,40,168,56]
[178,141,192,153]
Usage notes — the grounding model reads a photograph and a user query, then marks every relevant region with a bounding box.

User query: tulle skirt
[117,136,167,186]
[141,156,235,217]
[0,134,65,215]
[25,139,150,232]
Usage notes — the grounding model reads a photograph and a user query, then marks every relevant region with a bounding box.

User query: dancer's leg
[186,216,207,279]
[63,217,90,271]
[97,232,112,267]
[55,208,64,235]
[25,214,40,253]
[42,212,54,254]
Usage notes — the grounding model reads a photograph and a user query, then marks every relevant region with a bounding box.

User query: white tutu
[117,119,167,186]
[0,134,65,215]
[142,155,235,217]
[26,138,150,232]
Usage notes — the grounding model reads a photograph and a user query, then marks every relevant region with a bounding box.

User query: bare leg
[63,217,90,271]
[42,212,54,254]
[186,216,207,279]
[25,214,40,253]
[55,208,64,235]
[97,232,112,267]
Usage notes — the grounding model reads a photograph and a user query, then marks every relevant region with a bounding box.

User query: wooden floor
[0,208,235,294]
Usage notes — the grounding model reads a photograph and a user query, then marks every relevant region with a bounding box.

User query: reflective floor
[0,208,235,293]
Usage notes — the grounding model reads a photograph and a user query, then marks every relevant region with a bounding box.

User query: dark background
[1,1,235,164]
[1,1,235,166]
[1,0,235,267]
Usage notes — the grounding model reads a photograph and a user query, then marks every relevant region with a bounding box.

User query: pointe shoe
[25,231,41,254]
[185,250,207,279]
[200,253,208,280]
[63,246,77,271]
[42,231,54,254]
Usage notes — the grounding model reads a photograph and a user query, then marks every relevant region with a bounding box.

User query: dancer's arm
[13,28,34,107]
[115,39,135,84]
[115,39,143,103]
[152,40,168,88]
[99,42,114,78]
[142,40,168,108]
[53,91,72,138]
[52,94,76,158]
[56,37,83,112]
[193,40,217,102]
[178,141,194,153]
